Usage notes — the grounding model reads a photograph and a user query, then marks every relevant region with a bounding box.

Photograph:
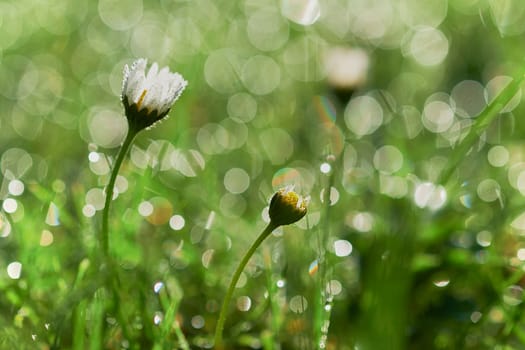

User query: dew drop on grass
[153,282,164,294]
[351,212,374,232]
[153,312,163,325]
[485,75,522,112]
[82,204,96,218]
[205,211,216,230]
[45,202,60,226]
[433,278,450,288]
[308,260,318,276]
[281,0,320,25]
[487,145,509,167]
[7,261,22,279]
[201,249,214,269]
[289,295,308,313]
[0,213,11,237]
[334,240,352,257]
[517,248,525,261]
[40,230,54,247]
[344,95,383,136]
[88,151,100,162]
[3,198,17,214]
[326,280,342,296]
[373,145,403,173]
[476,231,492,247]
[8,179,24,196]
[414,182,447,210]
[320,187,339,205]
[138,201,153,217]
[169,215,185,230]
[236,296,252,312]
[191,315,205,329]
[320,162,331,174]
[477,179,500,202]
[224,168,250,194]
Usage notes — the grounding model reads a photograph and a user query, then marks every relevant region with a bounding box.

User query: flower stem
[214,221,278,348]
[101,127,138,260]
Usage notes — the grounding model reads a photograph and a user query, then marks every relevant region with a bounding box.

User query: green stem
[214,222,278,348]
[101,127,138,259]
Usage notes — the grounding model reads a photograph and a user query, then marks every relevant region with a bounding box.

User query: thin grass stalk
[214,222,278,348]
[439,70,525,184]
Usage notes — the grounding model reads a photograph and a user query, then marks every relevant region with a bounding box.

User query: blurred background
[2,0,525,349]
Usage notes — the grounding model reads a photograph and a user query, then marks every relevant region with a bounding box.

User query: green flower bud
[268,187,308,226]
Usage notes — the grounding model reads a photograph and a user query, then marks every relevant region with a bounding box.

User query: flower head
[268,186,308,227]
[121,58,187,131]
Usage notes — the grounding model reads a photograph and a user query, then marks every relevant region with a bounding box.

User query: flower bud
[268,187,308,226]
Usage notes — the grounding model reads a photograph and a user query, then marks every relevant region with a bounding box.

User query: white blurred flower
[121,58,187,130]
[324,47,369,89]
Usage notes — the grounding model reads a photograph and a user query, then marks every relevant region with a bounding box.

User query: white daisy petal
[121,58,188,130]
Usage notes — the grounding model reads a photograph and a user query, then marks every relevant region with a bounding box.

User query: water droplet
[406,26,449,66]
[320,162,331,174]
[40,230,54,247]
[138,201,153,217]
[326,280,343,296]
[191,315,205,329]
[477,179,500,202]
[320,187,340,205]
[351,212,374,232]
[344,95,383,136]
[0,213,12,237]
[3,198,17,214]
[433,278,450,288]
[7,261,22,279]
[45,202,60,226]
[517,248,525,261]
[169,215,185,231]
[153,312,163,325]
[308,260,319,276]
[414,182,447,210]
[8,179,24,196]
[289,295,308,313]
[237,296,252,312]
[88,151,100,162]
[281,0,321,26]
[487,145,509,167]
[205,211,216,230]
[201,249,214,269]
[373,145,403,173]
[476,231,492,247]
[224,168,250,194]
[153,281,164,294]
[334,240,353,257]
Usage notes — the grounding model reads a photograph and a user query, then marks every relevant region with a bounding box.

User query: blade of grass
[439,69,525,184]
[158,284,189,350]
[73,300,87,350]
[89,288,107,350]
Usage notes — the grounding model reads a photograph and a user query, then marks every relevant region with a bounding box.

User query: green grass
[3,1,525,349]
